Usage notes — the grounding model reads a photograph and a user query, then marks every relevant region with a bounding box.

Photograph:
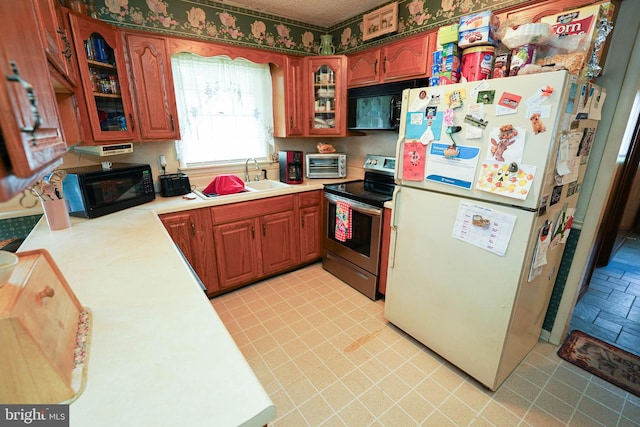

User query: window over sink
[170,53,274,168]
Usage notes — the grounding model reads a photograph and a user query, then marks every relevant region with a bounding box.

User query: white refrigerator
[384,70,602,390]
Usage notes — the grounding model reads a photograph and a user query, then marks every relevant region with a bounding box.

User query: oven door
[323,192,382,274]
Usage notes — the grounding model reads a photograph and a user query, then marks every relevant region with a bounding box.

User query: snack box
[438,23,459,45]
[539,2,615,76]
[431,64,442,75]
[458,11,499,48]
[439,71,460,85]
[540,2,614,47]
[441,42,459,57]
[442,55,461,72]
[429,77,440,86]
[432,50,443,65]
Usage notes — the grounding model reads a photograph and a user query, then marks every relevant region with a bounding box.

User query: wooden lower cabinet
[162,192,323,297]
[211,194,298,293]
[378,207,392,296]
[260,211,298,275]
[213,218,262,290]
[213,209,297,289]
[298,190,322,264]
[159,208,218,294]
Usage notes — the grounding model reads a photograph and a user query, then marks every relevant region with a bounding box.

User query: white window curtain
[171,53,274,167]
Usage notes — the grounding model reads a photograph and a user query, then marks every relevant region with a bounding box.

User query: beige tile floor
[211,263,640,426]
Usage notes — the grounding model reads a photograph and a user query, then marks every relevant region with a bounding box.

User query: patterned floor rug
[558,330,640,397]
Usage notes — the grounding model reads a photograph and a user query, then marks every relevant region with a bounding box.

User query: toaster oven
[306,153,347,179]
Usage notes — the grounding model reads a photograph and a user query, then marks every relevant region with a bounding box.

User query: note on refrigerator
[452,201,517,256]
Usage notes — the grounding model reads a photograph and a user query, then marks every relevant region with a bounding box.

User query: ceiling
[217,0,391,27]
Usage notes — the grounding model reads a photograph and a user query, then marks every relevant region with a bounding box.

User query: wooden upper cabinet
[68,12,136,143]
[347,48,382,87]
[34,0,78,87]
[283,55,305,136]
[0,1,66,181]
[381,33,435,81]
[124,33,180,141]
[305,56,347,136]
[347,31,436,87]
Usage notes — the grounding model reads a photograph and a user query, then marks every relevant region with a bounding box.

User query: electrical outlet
[159,155,167,168]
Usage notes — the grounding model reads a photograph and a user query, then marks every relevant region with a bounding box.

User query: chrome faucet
[245,158,259,182]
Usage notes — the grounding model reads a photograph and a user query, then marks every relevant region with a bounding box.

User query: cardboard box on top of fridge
[458,10,499,48]
[442,55,461,72]
[441,42,460,57]
[438,23,459,45]
[538,2,615,77]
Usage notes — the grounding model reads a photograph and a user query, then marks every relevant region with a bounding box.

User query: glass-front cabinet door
[69,13,135,142]
[305,57,346,136]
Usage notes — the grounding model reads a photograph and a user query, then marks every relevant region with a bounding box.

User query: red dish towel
[335,201,352,242]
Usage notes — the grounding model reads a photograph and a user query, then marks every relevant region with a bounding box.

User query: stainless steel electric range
[322,154,396,300]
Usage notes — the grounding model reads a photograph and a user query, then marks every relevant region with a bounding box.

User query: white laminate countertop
[16,179,351,426]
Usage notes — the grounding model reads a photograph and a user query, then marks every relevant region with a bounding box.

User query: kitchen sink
[192,180,290,199]
[245,180,291,191]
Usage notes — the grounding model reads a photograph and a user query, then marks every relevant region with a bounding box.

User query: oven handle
[324,193,382,216]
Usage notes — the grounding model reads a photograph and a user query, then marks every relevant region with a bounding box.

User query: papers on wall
[555,132,581,185]
[528,220,553,282]
[452,201,517,256]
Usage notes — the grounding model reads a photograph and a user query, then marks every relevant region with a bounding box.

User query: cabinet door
[284,55,304,136]
[213,219,261,290]
[124,33,180,140]
[69,13,135,142]
[305,56,347,136]
[381,33,434,82]
[0,1,66,178]
[347,48,381,87]
[160,210,218,294]
[300,205,322,263]
[260,211,297,275]
[34,0,77,87]
[161,212,197,263]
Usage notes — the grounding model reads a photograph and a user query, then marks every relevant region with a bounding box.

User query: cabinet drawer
[212,194,295,224]
[298,190,321,208]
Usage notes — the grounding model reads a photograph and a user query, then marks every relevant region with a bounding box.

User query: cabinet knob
[263,224,266,236]
[38,286,55,300]
[374,59,378,76]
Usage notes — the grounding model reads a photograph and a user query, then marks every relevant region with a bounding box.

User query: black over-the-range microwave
[347,78,430,131]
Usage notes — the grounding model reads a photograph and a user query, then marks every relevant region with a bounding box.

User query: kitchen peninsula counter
[16,177,357,426]
[19,209,273,426]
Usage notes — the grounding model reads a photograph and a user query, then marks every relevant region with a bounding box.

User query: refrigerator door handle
[388,186,401,268]
[395,138,404,182]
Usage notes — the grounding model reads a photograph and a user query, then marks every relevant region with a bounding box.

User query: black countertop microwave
[63,163,155,218]
[347,78,430,131]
